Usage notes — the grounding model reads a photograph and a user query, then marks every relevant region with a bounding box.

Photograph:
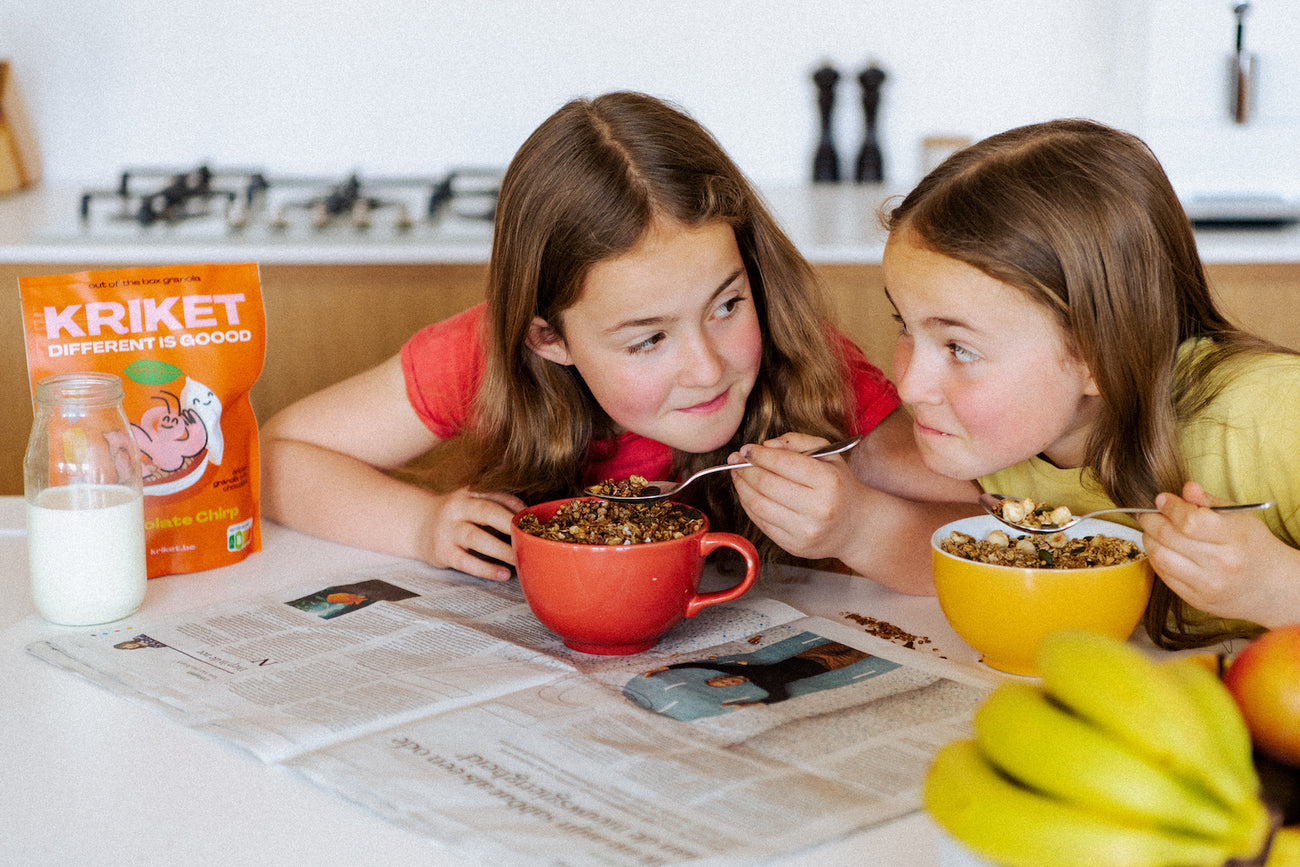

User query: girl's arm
[1139,481,1300,628]
[260,354,524,581]
[730,410,981,595]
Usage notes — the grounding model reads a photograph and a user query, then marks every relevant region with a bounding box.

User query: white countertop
[3,183,1297,266]
[0,496,986,866]
[0,184,497,265]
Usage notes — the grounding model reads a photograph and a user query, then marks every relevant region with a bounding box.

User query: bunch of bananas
[924,630,1279,867]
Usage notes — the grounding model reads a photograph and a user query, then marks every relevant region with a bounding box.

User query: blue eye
[627,333,665,354]
[949,343,979,363]
[716,295,745,319]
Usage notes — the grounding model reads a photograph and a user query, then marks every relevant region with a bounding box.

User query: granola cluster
[585,475,662,498]
[518,498,704,545]
[940,529,1144,569]
[992,496,1072,529]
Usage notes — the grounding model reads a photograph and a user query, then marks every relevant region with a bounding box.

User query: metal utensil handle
[1097,500,1274,517]
[809,435,863,458]
[1211,500,1274,512]
[688,435,862,484]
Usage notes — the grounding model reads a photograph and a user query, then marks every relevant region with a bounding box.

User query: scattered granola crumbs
[838,611,934,651]
[747,634,762,644]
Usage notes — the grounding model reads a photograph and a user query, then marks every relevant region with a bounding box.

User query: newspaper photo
[28,561,994,866]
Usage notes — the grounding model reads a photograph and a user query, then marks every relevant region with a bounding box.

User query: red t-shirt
[401,302,899,486]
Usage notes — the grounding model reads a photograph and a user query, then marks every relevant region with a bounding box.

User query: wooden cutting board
[0,61,41,193]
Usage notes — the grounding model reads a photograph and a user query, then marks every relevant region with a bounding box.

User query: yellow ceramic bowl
[931,515,1154,677]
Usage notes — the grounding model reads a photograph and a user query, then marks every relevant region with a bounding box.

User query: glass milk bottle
[24,372,147,625]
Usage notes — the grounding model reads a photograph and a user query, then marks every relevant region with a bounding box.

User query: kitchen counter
[0,183,496,265]
[3,183,1299,266]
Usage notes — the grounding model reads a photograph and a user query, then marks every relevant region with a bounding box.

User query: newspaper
[28,561,994,866]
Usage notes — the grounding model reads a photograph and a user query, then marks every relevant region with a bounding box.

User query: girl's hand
[1138,480,1300,627]
[730,432,864,563]
[730,429,980,594]
[419,488,527,582]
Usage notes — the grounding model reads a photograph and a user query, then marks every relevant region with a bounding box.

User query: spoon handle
[687,435,862,484]
[1094,501,1273,518]
[1208,500,1275,512]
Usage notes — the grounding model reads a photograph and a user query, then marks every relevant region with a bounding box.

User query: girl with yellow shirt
[862,119,1298,649]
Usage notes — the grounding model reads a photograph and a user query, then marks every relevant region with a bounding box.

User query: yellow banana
[1269,826,1300,867]
[1160,655,1271,853]
[972,680,1241,840]
[924,739,1235,867]
[1036,630,1255,810]
[1159,656,1260,794]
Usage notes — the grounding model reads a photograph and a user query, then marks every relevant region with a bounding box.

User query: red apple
[1223,625,1300,767]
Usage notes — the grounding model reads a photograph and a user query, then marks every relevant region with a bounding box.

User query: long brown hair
[470,91,849,555]
[887,118,1285,649]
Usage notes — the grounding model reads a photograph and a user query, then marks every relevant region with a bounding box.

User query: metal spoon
[979,492,1274,534]
[588,435,863,503]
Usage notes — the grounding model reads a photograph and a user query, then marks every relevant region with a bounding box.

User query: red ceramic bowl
[511,498,760,655]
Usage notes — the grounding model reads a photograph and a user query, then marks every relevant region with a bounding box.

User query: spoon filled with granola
[979,492,1273,534]
[587,435,862,503]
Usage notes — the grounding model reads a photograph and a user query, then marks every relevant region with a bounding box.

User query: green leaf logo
[124,360,183,385]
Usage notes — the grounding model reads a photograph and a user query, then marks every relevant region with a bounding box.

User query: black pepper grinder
[812,64,841,182]
[855,65,886,183]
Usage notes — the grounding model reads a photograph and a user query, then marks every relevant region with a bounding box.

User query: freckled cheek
[950,385,1052,457]
[591,369,677,430]
[945,385,1012,441]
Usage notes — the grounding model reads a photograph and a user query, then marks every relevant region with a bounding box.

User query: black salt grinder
[854,65,886,183]
[812,64,841,182]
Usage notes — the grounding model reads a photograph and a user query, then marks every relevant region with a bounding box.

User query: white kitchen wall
[1,0,1295,196]
[1140,0,1299,197]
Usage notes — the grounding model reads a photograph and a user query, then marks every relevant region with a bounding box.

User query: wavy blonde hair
[469,92,851,556]
[887,118,1289,649]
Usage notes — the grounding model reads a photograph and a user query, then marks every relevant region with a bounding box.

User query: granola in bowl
[516,497,704,545]
[940,528,1144,569]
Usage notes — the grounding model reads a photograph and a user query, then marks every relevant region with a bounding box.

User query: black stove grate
[77,164,500,231]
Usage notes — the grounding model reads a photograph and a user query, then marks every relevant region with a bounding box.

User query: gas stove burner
[74,165,503,237]
[266,170,501,231]
[434,168,501,221]
[79,164,269,227]
[268,173,418,231]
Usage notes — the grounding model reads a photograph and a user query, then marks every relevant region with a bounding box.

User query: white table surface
[0,496,987,866]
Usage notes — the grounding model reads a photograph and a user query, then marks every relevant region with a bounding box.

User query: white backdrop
[2,0,1296,197]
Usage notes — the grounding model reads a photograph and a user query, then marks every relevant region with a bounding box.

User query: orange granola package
[20,263,266,577]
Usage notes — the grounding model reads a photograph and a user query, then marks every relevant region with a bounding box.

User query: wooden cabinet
[1204,264,1300,352]
[3,260,1298,496]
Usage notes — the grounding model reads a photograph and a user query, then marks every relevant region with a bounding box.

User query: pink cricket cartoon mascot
[130,376,223,498]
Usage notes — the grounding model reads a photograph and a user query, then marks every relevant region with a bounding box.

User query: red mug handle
[684,532,760,618]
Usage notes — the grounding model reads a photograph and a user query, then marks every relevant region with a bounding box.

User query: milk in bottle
[24,373,147,625]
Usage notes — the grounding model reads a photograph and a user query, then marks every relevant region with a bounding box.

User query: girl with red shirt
[262,92,974,588]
